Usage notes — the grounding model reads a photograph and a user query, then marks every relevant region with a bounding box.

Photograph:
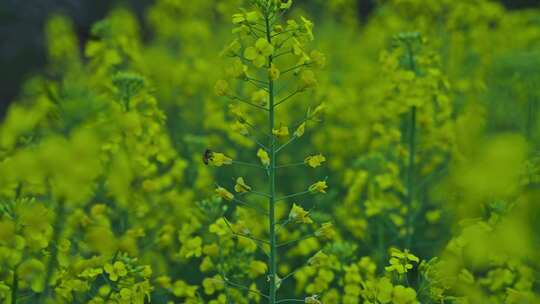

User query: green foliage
[1,0,540,303]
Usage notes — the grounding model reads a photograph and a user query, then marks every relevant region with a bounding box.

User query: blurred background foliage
[1,0,540,303]
[0,0,539,117]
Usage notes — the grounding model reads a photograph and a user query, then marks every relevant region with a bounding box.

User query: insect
[202,149,213,165]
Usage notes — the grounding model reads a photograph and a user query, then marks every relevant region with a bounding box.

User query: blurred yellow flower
[208,152,232,167]
[244,38,274,68]
[307,251,329,267]
[257,148,270,166]
[309,180,328,193]
[269,64,280,80]
[234,177,252,193]
[392,285,417,304]
[104,261,128,282]
[294,122,306,137]
[232,11,259,24]
[215,187,234,201]
[214,80,229,96]
[249,260,268,278]
[310,50,326,68]
[305,154,326,168]
[300,70,317,89]
[305,295,321,304]
[251,90,268,106]
[272,125,289,138]
[289,203,312,224]
[315,222,335,239]
[180,236,202,259]
[385,248,419,274]
[280,0,293,10]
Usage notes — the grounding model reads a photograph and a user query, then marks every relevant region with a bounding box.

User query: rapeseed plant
[0,0,539,303]
[207,0,333,302]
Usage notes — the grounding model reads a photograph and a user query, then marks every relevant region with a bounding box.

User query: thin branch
[277,233,316,248]
[280,267,301,283]
[243,120,273,139]
[276,299,305,303]
[210,277,270,300]
[11,268,18,304]
[277,199,320,234]
[246,78,270,91]
[231,197,269,215]
[275,89,302,107]
[243,134,269,151]
[275,35,294,51]
[275,217,293,233]
[227,279,269,299]
[273,50,292,59]
[40,199,66,300]
[281,63,311,75]
[275,162,305,169]
[275,136,297,153]
[241,190,272,199]
[245,23,263,39]
[217,238,232,304]
[275,190,311,202]
[271,29,296,38]
[223,217,270,245]
[245,77,269,85]
[229,95,269,111]
[232,160,266,170]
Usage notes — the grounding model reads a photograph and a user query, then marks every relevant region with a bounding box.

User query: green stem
[265,11,278,304]
[377,218,385,268]
[405,106,416,249]
[217,238,232,304]
[526,97,537,140]
[404,41,417,249]
[41,199,66,301]
[276,299,305,303]
[275,162,305,169]
[277,233,315,248]
[275,190,311,202]
[11,268,17,304]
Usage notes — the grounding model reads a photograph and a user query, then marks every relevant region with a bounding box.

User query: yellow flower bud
[257,148,270,166]
[272,125,289,138]
[214,80,229,96]
[269,64,280,80]
[304,154,326,168]
[288,203,312,224]
[234,177,252,193]
[294,122,306,137]
[309,180,328,193]
[215,187,234,201]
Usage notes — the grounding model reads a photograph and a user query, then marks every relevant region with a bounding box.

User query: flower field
[1,0,540,303]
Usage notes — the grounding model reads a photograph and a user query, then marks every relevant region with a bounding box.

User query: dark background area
[0,0,538,118]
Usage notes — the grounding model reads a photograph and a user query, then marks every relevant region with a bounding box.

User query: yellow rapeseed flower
[309,180,328,193]
[215,187,234,201]
[385,248,420,274]
[214,80,229,96]
[104,261,128,282]
[244,38,274,68]
[288,203,312,224]
[305,295,321,304]
[294,122,306,137]
[234,177,252,193]
[251,89,268,106]
[269,64,280,80]
[272,125,289,138]
[315,222,335,239]
[304,154,326,168]
[208,152,233,167]
[257,148,270,166]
